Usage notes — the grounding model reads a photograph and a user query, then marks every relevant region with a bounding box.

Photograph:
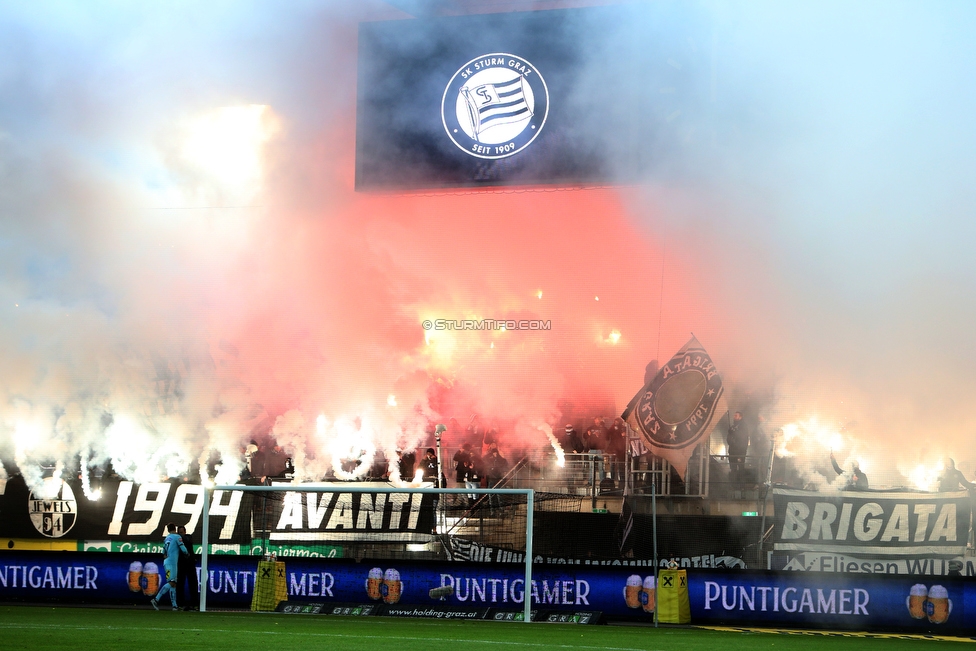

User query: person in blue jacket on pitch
[151,522,187,611]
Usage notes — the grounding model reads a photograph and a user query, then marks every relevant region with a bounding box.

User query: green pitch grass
[0,605,969,651]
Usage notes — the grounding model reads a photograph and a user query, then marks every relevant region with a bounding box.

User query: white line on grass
[0,623,657,651]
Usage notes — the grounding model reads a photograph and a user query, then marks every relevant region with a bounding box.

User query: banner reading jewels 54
[772,489,972,556]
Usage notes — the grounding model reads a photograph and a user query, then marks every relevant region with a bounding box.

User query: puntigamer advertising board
[0,553,973,632]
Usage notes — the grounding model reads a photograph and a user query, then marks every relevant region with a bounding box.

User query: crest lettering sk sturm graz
[442,53,549,160]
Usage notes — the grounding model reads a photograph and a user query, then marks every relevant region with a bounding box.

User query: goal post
[200,484,535,623]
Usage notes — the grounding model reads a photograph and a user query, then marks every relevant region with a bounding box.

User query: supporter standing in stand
[420,447,440,533]
[830,451,869,490]
[484,443,508,507]
[396,448,416,481]
[564,424,584,454]
[938,458,976,548]
[462,458,482,508]
[453,443,473,487]
[421,448,438,483]
[484,443,506,486]
[939,458,975,492]
[267,444,288,478]
[584,417,607,452]
[726,411,750,486]
[482,427,498,456]
[606,417,627,481]
[753,415,771,487]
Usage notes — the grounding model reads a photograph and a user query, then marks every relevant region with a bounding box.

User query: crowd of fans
[236,412,976,498]
[235,414,685,491]
[236,415,606,489]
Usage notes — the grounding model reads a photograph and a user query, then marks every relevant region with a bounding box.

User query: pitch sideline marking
[700,626,976,644]
[0,623,658,651]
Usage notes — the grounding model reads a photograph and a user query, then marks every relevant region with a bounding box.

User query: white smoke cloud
[1,1,975,495]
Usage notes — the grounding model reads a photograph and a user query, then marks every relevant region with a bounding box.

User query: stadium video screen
[355,5,709,190]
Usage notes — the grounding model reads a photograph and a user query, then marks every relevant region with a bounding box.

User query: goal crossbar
[200,485,535,623]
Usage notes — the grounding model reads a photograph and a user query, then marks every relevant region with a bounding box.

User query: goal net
[198,483,579,560]
[199,484,539,620]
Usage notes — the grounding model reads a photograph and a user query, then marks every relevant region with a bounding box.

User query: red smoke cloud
[202,134,720,460]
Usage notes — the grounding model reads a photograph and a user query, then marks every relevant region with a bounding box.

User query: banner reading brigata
[772,489,972,556]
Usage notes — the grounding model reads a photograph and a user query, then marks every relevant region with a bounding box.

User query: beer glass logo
[141,561,160,596]
[925,585,951,625]
[441,53,549,160]
[128,561,144,593]
[365,567,383,601]
[641,576,657,613]
[381,568,402,604]
[906,583,952,624]
[907,584,927,619]
[624,574,642,609]
[27,479,78,538]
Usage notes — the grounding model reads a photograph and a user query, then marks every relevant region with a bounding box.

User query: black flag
[613,497,635,555]
[622,336,725,480]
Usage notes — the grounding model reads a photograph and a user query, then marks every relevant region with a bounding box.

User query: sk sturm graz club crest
[623,336,725,479]
[441,53,549,160]
[28,479,78,538]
